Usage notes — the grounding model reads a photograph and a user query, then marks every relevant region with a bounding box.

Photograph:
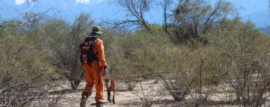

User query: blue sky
[230,0,268,15]
[1,0,270,27]
[0,0,117,22]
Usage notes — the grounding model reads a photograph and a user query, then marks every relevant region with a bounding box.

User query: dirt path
[52,80,170,107]
[44,80,270,107]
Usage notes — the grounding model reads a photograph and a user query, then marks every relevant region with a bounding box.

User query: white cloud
[75,0,106,5]
[75,0,90,5]
[15,0,27,5]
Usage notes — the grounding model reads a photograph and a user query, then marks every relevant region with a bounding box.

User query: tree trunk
[70,79,81,90]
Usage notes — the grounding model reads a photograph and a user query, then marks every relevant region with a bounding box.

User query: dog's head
[105,78,111,87]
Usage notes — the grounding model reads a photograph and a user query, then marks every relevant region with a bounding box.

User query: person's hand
[103,69,107,76]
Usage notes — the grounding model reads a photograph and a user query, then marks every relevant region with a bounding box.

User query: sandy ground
[48,80,174,107]
[41,80,270,107]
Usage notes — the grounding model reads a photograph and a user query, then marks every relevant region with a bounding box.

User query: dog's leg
[108,89,111,102]
[113,90,116,104]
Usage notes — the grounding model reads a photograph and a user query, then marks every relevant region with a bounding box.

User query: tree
[111,0,153,32]
[171,0,235,43]
[156,0,174,33]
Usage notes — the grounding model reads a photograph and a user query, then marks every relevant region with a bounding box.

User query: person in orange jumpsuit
[80,26,107,107]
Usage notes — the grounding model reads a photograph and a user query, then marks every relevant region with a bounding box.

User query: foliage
[2,1,270,107]
[170,0,235,44]
[205,18,270,107]
[0,26,55,106]
[111,27,170,90]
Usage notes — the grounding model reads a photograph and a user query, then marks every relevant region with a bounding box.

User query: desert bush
[115,30,196,101]
[34,82,65,107]
[111,28,171,90]
[206,18,270,107]
[0,28,55,106]
[111,56,138,90]
[132,81,163,107]
[186,43,225,104]
[157,45,196,101]
[152,38,225,102]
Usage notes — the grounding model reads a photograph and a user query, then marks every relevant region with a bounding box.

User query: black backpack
[79,37,99,66]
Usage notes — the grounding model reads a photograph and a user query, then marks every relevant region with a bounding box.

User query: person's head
[91,26,103,36]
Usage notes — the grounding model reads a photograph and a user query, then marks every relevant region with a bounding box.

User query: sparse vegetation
[1,0,270,107]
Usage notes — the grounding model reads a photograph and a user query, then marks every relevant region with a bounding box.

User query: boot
[96,102,106,107]
[80,95,88,107]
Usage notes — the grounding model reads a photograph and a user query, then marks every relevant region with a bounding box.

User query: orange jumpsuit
[81,38,107,103]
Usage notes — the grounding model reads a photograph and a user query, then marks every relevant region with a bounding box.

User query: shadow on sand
[49,89,85,95]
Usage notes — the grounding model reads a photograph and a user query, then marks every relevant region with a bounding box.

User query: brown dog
[105,77,117,104]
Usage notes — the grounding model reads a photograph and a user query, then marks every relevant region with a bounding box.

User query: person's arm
[96,39,107,70]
